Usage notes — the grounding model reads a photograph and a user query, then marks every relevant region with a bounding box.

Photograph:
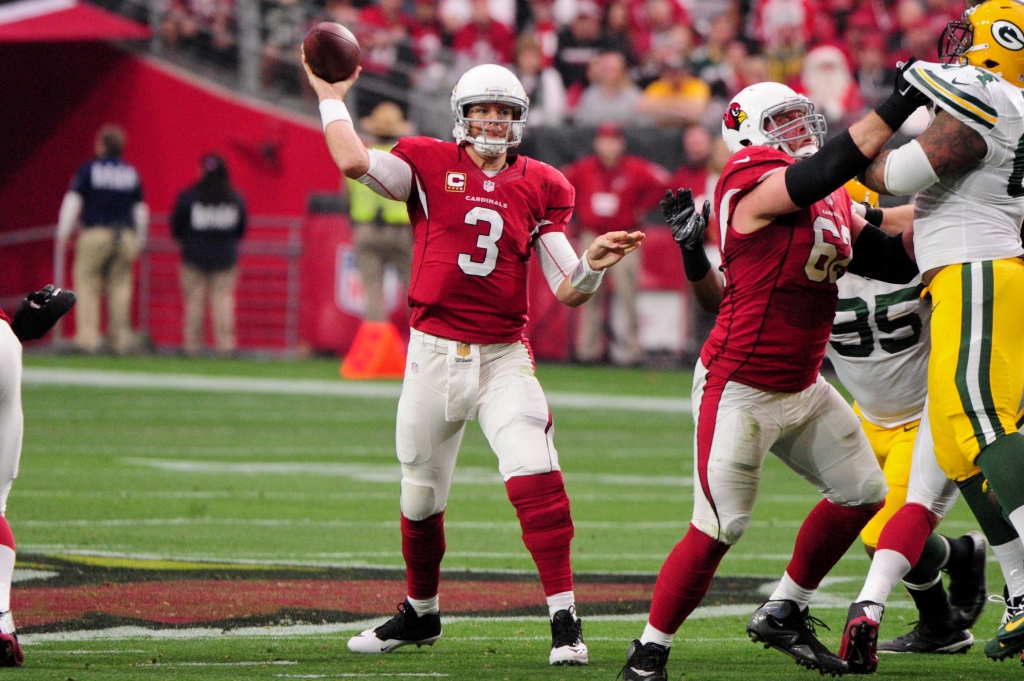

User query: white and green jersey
[905,61,1024,272]
[827,273,929,428]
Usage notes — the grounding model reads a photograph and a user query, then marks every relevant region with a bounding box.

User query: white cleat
[347,601,442,654]
[549,607,588,666]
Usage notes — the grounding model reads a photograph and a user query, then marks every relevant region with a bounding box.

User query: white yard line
[22,368,692,414]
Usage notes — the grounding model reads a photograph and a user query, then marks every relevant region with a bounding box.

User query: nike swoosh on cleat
[630,670,656,677]
[1005,618,1024,633]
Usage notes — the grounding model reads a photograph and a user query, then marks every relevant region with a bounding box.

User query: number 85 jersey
[390,137,575,344]
[702,146,854,393]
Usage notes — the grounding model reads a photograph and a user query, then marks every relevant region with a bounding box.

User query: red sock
[0,518,13,552]
[505,471,574,596]
[786,499,884,589]
[875,503,938,569]
[648,524,730,634]
[401,512,445,600]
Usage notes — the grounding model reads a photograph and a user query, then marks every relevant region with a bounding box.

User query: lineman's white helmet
[451,64,530,157]
[721,82,826,159]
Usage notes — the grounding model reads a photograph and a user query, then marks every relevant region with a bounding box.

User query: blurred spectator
[261,0,309,94]
[347,103,413,323]
[691,13,738,83]
[628,0,691,64]
[57,124,148,355]
[562,122,670,365]
[701,37,749,99]
[853,34,895,109]
[320,0,360,26]
[452,0,517,69]
[512,35,567,126]
[171,154,247,357]
[603,1,635,64]
[352,0,417,118]
[440,0,516,29]
[555,1,622,104]
[524,0,559,67]
[793,45,863,126]
[409,0,447,76]
[161,0,236,64]
[637,57,711,125]
[758,0,809,85]
[573,51,644,125]
[668,125,715,209]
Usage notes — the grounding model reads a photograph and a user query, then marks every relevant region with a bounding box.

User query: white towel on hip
[445,341,481,422]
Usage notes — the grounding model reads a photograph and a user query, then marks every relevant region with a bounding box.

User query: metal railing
[2,215,304,354]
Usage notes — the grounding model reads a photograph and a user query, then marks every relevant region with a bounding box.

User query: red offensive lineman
[621,70,928,680]
[303,57,643,666]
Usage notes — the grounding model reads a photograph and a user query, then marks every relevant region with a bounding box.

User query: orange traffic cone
[340,321,407,380]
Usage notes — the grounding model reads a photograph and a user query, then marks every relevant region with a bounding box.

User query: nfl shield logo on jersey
[483,180,495,192]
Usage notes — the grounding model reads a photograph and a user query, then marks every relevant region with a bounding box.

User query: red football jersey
[561,154,669,234]
[701,146,854,393]
[392,137,575,344]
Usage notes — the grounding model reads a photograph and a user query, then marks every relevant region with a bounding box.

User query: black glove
[661,188,711,252]
[11,285,77,342]
[893,57,931,109]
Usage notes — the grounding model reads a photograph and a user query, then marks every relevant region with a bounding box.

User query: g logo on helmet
[724,102,747,131]
[993,20,1024,51]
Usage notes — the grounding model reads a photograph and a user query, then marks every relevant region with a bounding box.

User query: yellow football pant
[855,403,915,548]
[928,259,1024,481]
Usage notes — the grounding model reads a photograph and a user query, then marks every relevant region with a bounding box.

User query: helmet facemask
[761,101,827,158]
[939,17,973,64]
[453,97,528,158]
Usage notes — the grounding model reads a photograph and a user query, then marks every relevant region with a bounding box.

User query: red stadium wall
[0,41,341,307]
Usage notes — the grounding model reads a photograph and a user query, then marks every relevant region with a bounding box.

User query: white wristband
[569,254,605,294]
[319,99,352,132]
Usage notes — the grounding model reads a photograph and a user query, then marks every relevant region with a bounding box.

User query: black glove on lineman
[11,285,77,342]
[661,188,710,252]
[874,57,931,130]
[894,58,931,109]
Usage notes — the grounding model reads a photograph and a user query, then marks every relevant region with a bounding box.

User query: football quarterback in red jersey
[303,57,643,666]
[621,70,928,680]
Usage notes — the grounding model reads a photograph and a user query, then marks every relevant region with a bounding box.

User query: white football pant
[396,329,558,521]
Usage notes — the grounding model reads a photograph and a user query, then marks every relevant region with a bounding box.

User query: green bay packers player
[854,0,1024,663]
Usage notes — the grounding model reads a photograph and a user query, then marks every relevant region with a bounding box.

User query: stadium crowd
[152,0,959,135]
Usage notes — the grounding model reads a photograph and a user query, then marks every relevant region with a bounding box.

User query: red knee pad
[505,471,574,596]
[876,502,939,569]
[401,511,445,599]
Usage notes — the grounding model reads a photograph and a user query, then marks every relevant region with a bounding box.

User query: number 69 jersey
[702,146,854,393]
[827,273,930,428]
[391,137,575,345]
[906,61,1024,272]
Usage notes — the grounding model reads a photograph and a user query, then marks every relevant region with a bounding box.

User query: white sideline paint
[276,675,449,679]
[21,600,917,645]
[22,368,693,414]
[149,661,299,667]
[126,458,694,487]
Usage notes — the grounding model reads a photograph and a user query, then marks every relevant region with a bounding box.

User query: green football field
[10,354,1015,679]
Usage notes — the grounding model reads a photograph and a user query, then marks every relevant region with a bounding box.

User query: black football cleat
[946,532,989,629]
[347,601,441,654]
[877,621,973,654]
[838,601,883,674]
[549,607,588,665]
[747,600,849,676]
[619,639,670,681]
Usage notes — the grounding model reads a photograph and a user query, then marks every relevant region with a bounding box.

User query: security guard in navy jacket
[171,154,247,356]
[57,124,149,354]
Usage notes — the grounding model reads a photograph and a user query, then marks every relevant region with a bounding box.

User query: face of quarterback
[766,108,815,156]
[466,102,514,144]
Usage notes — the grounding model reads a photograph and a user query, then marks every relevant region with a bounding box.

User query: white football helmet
[721,82,826,159]
[451,64,530,157]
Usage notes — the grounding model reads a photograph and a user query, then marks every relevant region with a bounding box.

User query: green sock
[977,433,1024,520]
[905,533,948,582]
[958,473,1019,546]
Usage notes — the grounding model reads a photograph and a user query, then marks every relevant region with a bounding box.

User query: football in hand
[303,22,360,83]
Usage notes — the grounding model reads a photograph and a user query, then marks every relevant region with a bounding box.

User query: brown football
[303,22,360,83]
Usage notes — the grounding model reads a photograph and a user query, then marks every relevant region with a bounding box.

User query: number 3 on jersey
[458,207,504,277]
[804,216,851,283]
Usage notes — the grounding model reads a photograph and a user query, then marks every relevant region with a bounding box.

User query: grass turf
[13,353,1010,679]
